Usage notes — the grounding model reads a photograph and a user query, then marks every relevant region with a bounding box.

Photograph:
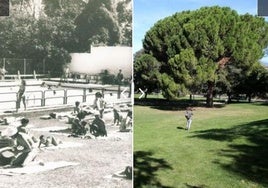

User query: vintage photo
[0,0,132,187]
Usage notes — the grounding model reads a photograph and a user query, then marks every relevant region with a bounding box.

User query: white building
[69,46,132,78]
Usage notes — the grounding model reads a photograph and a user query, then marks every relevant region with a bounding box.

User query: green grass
[134,102,268,188]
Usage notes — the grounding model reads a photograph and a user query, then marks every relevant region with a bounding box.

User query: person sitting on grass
[113,106,123,126]
[17,118,38,143]
[70,119,88,137]
[73,101,82,115]
[113,166,132,180]
[89,111,107,137]
[119,110,132,132]
[0,127,37,167]
[38,135,62,148]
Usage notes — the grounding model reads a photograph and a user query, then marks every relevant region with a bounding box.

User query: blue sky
[133,0,268,65]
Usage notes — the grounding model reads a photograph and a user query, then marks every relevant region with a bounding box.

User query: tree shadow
[191,119,268,186]
[252,101,268,107]
[134,150,173,188]
[134,98,225,111]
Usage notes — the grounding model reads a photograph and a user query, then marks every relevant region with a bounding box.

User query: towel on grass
[39,141,83,150]
[0,161,79,176]
[32,126,70,132]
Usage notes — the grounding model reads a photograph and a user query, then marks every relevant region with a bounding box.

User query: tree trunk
[190,94,192,102]
[206,81,214,107]
[248,94,252,103]
[227,92,231,103]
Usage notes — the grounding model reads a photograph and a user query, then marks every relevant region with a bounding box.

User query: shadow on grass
[184,183,208,188]
[134,150,173,188]
[49,128,72,134]
[177,126,185,130]
[191,119,268,186]
[134,98,225,111]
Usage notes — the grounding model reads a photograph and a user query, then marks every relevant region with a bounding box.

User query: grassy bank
[134,102,268,188]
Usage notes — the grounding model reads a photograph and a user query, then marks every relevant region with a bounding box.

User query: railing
[2,70,47,80]
[0,87,130,111]
[4,74,47,80]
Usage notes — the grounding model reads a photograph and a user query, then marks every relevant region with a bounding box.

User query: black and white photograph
[0,0,132,187]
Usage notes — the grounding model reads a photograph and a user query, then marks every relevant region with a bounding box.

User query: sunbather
[38,135,61,148]
[71,119,88,136]
[0,127,37,167]
[90,111,107,137]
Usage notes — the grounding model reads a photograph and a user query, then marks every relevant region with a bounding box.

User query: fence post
[41,91,45,106]
[23,59,26,75]
[101,88,105,98]
[64,89,67,104]
[17,70,21,80]
[117,85,121,99]
[33,70,36,79]
[83,88,86,102]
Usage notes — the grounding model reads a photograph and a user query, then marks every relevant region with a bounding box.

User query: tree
[1,0,132,77]
[99,69,115,85]
[75,0,132,51]
[134,53,160,98]
[0,0,84,76]
[232,64,268,102]
[142,6,268,106]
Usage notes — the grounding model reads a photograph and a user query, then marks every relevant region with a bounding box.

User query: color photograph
[133,0,268,187]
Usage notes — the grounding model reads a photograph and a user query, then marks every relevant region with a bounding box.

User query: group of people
[67,92,108,137]
[0,118,60,167]
[113,106,132,132]
[69,91,132,137]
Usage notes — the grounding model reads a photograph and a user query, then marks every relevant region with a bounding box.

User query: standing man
[93,92,106,118]
[116,69,124,99]
[0,67,7,80]
[16,79,27,112]
[185,107,193,131]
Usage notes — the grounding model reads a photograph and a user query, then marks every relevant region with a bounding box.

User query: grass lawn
[134,101,268,188]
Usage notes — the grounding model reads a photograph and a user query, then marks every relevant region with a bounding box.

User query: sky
[133,0,268,65]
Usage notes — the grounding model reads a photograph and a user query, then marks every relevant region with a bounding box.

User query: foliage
[141,6,268,106]
[99,69,116,84]
[232,64,268,102]
[134,53,160,97]
[75,0,132,51]
[0,0,132,76]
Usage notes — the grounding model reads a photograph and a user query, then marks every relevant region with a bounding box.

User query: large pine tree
[142,6,268,106]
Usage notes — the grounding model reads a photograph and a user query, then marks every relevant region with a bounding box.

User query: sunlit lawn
[134,100,268,188]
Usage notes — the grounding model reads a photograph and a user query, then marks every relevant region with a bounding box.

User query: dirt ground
[0,109,133,188]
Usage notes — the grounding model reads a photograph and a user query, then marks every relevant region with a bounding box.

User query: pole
[43,59,45,74]
[18,70,21,80]
[24,58,26,75]
[83,88,86,102]
[33,70,36,79]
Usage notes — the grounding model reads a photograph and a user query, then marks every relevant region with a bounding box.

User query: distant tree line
[134,6,268,107]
